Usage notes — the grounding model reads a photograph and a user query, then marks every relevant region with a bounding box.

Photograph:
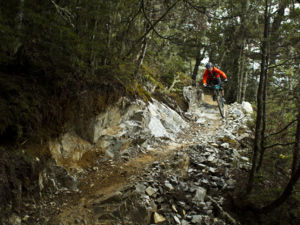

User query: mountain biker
[202,62,228,101]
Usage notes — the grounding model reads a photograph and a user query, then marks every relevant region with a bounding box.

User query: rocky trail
[8,87,254,225]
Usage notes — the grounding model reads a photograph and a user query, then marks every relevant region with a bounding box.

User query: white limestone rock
[242,101,253,114]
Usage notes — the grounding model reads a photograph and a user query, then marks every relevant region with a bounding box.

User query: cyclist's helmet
[205,62,213,70]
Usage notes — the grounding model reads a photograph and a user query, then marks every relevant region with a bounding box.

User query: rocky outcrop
[48,98,187,171]
[183,85,203,119]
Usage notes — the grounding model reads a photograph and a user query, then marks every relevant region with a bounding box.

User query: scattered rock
[174,215,181,224]
[136,183,146,194]
[22,215,30,222]
[172,204,178,212]
[220,143,229,149]
[9,214,21,225]
[194,187,207,202]
[146,186,158,196]
[241,156,249,161]
[192,215,203,223]
[153,212,166,223]
[164,181,174,191]
[181,219,190,225]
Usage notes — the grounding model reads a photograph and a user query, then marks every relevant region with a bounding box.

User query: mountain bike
[207,84,226,118]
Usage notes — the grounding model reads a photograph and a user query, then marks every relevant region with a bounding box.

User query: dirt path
[27,96,223,225]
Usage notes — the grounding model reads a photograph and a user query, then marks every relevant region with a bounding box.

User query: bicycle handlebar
[206,85,221,90]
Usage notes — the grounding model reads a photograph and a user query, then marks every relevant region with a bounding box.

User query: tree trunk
[237,41,246,103]
[241,70,248,102]
[268,1,287,67]
[133,0,152,79]
[17,0,25,30]
[246,0,268,194]
[256,0,287,173]
[236,0,249,103]
[133,37,148,79]
[241,42,252,102]
[192,49,201,81]
[13,0,25,56]
[104,13,111,65]
[192,48,206,81]
[292,100,300,174]
[240,48,246,101]
[236,46,243,103]
[90,18,98,75]
[256,12,270,173]
[256,70,268,173]
[219,42,229,67]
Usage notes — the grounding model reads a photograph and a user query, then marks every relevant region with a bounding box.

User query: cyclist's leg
[207,80,216,101]
[216,78,226,98]
[215,78,224,96]
[220,86,226,103]
[209,80,217,101]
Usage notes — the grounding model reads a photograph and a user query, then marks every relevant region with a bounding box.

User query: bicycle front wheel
[216,91,225,118]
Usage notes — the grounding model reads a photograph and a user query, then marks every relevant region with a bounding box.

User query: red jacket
[202,66,227,85]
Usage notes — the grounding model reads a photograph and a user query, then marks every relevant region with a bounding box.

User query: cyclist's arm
[215,68,227,80]
[202,70,208,85]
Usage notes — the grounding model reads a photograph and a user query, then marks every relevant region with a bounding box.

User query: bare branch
[168,72,180,92]
[267,58,300,70]
[124,4,143,35]
[123,0,180,60]
[264,142,295,150]
[50,0,74,28]
[266,120,297,139]
[137,0,180,43]
[183,0,206,14]
[141,0,171,40]
[140,1,183,43]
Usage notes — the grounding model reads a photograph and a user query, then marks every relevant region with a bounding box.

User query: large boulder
[183,86,203,115]
[49,132,92,170]
[146,99,187,140]
[242,101,253,114]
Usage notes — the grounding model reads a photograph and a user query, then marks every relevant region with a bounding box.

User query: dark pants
[207,77,221,86]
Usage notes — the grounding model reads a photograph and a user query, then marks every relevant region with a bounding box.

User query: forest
[0,0,300,224]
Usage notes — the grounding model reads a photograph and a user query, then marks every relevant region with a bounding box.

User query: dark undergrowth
[225,167,300,225]
[0,65,127,147]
